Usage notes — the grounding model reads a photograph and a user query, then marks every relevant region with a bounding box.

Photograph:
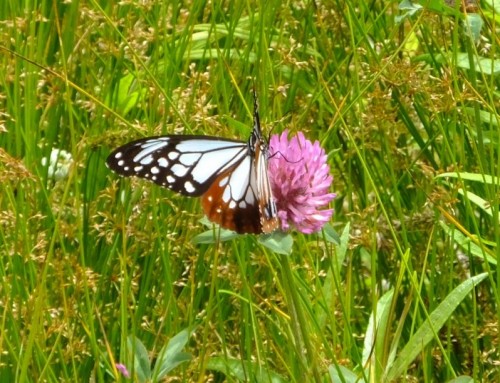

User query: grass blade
[384,273,488,381]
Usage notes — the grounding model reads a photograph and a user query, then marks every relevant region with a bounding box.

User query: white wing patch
[139,155,154,165]
[158,158,169,167]
[184,181,195,194]
[216,155,256,209]
[227,156,251,201]
[190,147,247,184]
[133,141,169,161]
[176,139,242,151]
[179,153,201,166]
[171,164,189,177]
[168,152,179,160]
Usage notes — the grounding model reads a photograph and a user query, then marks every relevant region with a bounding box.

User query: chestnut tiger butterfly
[106,93,279,234]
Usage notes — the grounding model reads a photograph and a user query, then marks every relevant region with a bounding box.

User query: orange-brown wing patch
[260,200,279,233]
[201,158,262,234]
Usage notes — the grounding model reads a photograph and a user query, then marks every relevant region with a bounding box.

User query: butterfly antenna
[269,150,302,164]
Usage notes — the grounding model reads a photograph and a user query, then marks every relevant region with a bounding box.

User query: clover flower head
[269,130,335,234]
[115,363,130,378]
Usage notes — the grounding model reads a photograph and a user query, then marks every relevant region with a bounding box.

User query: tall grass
[0,0,498,382]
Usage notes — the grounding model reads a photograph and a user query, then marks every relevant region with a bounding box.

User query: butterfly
[106,93,279,234]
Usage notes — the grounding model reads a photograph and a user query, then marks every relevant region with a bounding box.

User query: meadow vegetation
[0,0,499,381]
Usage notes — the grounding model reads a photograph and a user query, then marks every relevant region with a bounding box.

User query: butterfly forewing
[106,136,248,197]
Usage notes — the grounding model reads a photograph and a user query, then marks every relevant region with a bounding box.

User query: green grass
[1,0,499,382]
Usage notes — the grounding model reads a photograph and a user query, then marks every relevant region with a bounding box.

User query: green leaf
[153,329,193,380]
[463,106,500,127]
[464,14,483,43]
[111,73,147,115]
[191,217,240,243]
[335,223,350,269]
[191,228,240,244]
[191,219,294,248]
[395,0,422,24]
[484,0,500,11]
[421,0,466,17]
[258,232,293,255]
[457,188,492,216]
[446,52,500,75]
[436,171,500,185]
[328,365,359,383]
[183,48,257,62]
[206,357,287,383]
[320,222,341,245]
[127,336,151,383]
[447,376,474,383]
[362,289,395,378]
[384,273,488,381]
[439,221,496,265]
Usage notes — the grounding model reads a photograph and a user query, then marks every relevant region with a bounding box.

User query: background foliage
[0,0,499,382]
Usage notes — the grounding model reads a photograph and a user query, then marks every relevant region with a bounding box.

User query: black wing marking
[106,135,249,197]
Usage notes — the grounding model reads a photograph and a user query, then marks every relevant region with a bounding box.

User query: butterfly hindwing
[201,153,263,233]
[200,138,279,234]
